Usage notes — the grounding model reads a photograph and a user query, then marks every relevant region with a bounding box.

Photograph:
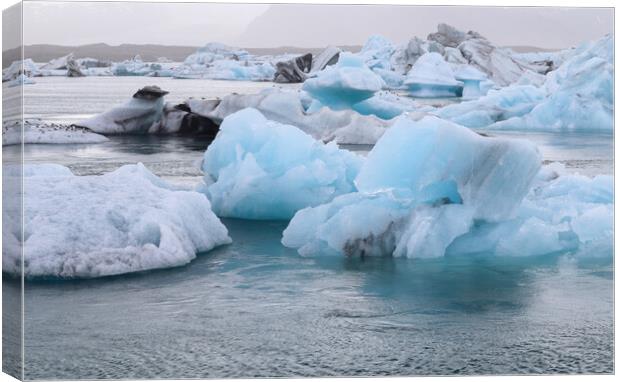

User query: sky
[16,1,614,50]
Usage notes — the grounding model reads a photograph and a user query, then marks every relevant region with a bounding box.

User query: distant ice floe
[2,163,231,278]
[2,119,109,146]
[201,108,362,220]
[173,43,277,81]
[282,114,613,259]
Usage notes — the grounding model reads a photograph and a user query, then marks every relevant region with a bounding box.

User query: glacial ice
[283,115,543,258]
[302,53,385,110]
[491,35,613,132]
[358,35,396,71]
[447,165,613,257]
[201,108,362,220]
[185,88,392,144]
[403,52,463,97]
[183,42,251,65]
[111,55,155,76]
[76,86,169,134]
[453,64,488,99]
[433,84,546,128]
[174,59,275,81]
[173,42,278,81]
[2,59,40,81]
[2,163,231,278]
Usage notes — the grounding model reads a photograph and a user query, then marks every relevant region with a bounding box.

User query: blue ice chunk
[202,108,363,220]
[302,53,384,110]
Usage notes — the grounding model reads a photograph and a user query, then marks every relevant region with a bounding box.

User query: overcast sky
[17,1,614,50]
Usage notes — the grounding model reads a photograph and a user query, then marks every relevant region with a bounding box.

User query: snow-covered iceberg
[283,115,542,258]
[302,53,384,110]
[2,163,231,278]
[76,86,169,134]
[201,108,362,220]
[403,52,463,97]
[2,119,109,146]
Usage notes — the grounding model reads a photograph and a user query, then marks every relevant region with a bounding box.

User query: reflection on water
[21,219,613,379]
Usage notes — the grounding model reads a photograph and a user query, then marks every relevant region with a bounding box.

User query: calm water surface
[3,77,613,378]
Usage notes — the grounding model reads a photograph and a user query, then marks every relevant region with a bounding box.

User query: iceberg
[183,42,250,65]
[274,53,313,83]
[447,165,613,257]
[175,59,275,81]
[2,119,109,146]
[273,47,340,83]
[179,88,391,144]
[358,35,396,70]
[302,53,384,110]
[173,42,277,81]
[2,59,40,81]
[453,64,488,99]
[491,35,613,132]
[283,115,542,258]
[76,86,169,134]
[2,163,231,278]
[201,108,362,220]
[433,84,545,128]
[403,52,463,97]
[111,55,160,76]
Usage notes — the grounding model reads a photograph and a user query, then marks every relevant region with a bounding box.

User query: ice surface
[2,163,231,278]
[404,52,463,97]
[303,53,384,110]
[2,119,109,146]
[202,108,362,219]
[283,115,543,258]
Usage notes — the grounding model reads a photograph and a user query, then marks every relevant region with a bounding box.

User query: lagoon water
[3,77,613,378]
